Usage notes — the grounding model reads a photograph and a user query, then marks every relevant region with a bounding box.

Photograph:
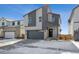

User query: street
[0,39,79,54]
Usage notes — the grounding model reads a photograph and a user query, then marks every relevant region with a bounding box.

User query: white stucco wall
[24,15,28,27]
[69,19,74,36]
[73,7,79,22]
[58,26,61,35]
[44,30,48,39]
[0,18,22,27]
[73,7,79,31]
[53,27,57,37]
[69,7,79,36]
[8,21,17,26]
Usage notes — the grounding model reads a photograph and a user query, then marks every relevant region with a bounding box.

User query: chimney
[44,4,48,8]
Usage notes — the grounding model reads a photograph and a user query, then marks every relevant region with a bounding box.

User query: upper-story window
[12,22,15,26]
[28,11,36,26]
[28,17,36,26]
[2,22,5,26]
[29,18,32,24]
[17,21,20,25]
[39,17,42,22]
[52,16,55,22]
[48,15,52,22]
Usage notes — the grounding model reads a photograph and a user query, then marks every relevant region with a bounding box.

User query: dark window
[29,17,32,24]
[2,22,5,26]
[52,16,55,22]
[39,17,42,22]
[17,21,20,25]
[28,17,36,26]
[12,22,15,26]
[28,11,36,26]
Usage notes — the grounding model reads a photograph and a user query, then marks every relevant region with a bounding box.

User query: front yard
[0,39,79,54]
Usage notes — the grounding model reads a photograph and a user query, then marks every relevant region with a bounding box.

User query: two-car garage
[4,30,44,39]
[27,30,44,39]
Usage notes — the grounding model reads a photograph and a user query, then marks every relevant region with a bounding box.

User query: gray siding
[52,14,60,27]
[74,22,79,41]
[42,6,48,30]
[48,13,60,37]
[74,29,79,41]
[28,10,36,26]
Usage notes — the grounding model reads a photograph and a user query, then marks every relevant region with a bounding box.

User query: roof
[23,5,49,17]
[48,12,60,18]
[0,17,22,22]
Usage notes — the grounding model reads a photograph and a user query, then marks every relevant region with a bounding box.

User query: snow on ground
[0,39,22,47]
[26,40,78,51]
[1,47,62,54]
[0,39,79,54]
[71,40,79,49]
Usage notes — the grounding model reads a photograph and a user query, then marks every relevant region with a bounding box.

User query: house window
[29,18,32,24]
[17,21,20,25]
[28,17,36,26]
[2,22,5,26]
[12,22,15,26]
[52,16,55,22]
[39,17,42,22]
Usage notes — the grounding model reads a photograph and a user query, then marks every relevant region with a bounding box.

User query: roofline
[68,5,79,23]
[48,12,60,16]
[23,5,49,17]
[0,17,22,21]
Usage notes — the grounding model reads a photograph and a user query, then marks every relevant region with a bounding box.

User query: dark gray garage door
[74,30,79,41]
[27,30,44,39]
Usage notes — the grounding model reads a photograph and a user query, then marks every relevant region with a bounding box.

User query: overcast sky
[0,4,78,34]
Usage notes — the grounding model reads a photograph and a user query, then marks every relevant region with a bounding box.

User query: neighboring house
[0,17,25,39]
[24,5,61,39]
[68,5,79,41]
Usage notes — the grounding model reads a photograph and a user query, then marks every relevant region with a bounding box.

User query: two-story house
[24,5,61,40]
[68,5,79,41]
[0,17,25,39]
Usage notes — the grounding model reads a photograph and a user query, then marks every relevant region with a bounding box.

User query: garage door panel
[5,32,15,39]
[74,31,79,41]
[27,30,44,39]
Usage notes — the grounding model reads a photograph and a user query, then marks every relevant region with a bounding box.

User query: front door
[49,29,53,37]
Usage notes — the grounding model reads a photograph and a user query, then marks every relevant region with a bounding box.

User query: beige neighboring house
[0,17,25,39]
[24,5,61,40]
[68,5,79,41]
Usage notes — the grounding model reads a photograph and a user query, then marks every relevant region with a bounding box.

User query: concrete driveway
[0,39,79,54]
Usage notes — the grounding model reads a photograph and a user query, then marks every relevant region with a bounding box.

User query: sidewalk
[71,40,79,49]
[0,39,23,47]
